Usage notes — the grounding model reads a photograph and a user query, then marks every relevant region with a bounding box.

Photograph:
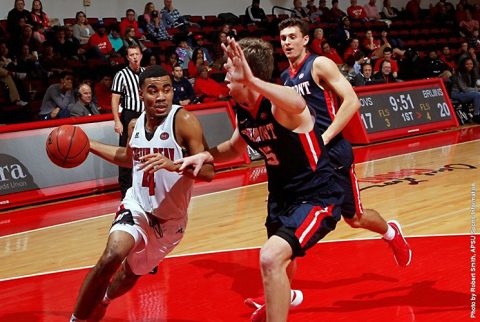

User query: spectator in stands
[365,0,392,26]
[373,59,396,83]
[176,38,193,70]
[161,0,190,34]
[347,0,367,22]
[73,11,95,46]
[88,21,113,59]
[40,43,64,76]
[430,1,455,25]
[138,2,155,32]
[172,64,196,106]
[245,0,268,25]
[188,47,211,78]
[108,24,124,53]
[162,51,179,73]
[320,41,344,67]
[291,0,312,23]
[193,65,229,102]
[39,71,74,120]
[10,24,37,59]
[7,0,33,36]
[122,26,150,59]
[315,0,332,22]
[119,9,144,40]
[330,0,347,22]
[351,50,368,76]
[94,72,113,113]
[459,11,479,37]
[352,62,374,86]
[382,0,399,19]
[334,16,353,52]
[379,28,404,53]
[30,0,50,30]
[192,34,213,66]
[423,50,452,81]
[439,45,456,71]
[68,83,99,117]
[212,31,228,70]
[450,57,480,123]
[17,43,48,80]
[220,23,238,39]
[374,47,398,78]
[32,23,47,47]
[53,26,80,61]
[146,10,172,42]
[0,66,28,106]
[311,27,326,55]
[457,0,473,12]
[343,37,361,62]
[405,0,422,21]
[362,29,382,58]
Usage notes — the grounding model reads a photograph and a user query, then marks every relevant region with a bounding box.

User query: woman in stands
[122,26,151,63]
[450,57,480,123]
[138,2,156,33]
[73,11,95,46]
[30,0,50,30]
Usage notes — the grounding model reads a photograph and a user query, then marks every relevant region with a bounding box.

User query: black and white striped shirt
[111,66,145,113]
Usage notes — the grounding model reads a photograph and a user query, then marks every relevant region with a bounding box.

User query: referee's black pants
[119,109,141,199]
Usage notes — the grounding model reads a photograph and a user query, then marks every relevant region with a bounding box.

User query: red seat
[63,18,75,25]
[102,17,118,27]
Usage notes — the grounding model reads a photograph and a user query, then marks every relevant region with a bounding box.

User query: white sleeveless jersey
[128,105,194,220]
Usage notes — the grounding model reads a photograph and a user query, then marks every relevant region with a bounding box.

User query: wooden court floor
[0,126,479,321]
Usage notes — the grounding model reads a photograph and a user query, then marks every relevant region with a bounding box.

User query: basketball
[45,125,90,168]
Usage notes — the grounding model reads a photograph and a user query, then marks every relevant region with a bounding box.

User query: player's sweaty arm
[89,119,136,168]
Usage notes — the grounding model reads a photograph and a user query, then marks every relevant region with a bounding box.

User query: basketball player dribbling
[70,66,214,322]
[243,18,412,313]
[177,37,344,322]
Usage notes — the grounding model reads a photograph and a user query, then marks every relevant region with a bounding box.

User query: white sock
[70,314,86,322]
[383,224,395,240]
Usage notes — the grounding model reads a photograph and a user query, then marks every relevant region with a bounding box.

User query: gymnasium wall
[0,0,442,22]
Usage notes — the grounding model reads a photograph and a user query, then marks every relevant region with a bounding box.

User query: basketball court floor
[0,125,479,322]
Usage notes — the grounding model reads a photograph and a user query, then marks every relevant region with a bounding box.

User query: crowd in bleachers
[1,0,480,124]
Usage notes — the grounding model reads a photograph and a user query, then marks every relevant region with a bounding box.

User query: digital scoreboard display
[343,79,459,144]
[358,85,454,133]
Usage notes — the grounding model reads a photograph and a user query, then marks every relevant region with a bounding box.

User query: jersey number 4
[142,172,155,195]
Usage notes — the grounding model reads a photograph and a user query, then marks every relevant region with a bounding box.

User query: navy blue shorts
[266,182,343,258]
[328,139,364,219]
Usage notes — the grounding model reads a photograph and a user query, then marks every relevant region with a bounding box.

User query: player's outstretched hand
[221,37,254,85]
[174,152,212,177]
[139,153,177,173]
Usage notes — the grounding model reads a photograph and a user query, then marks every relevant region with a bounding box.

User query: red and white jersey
[128,105,194,220]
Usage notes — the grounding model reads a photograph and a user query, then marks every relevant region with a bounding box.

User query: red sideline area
[0,235,473,321]
[1,125,479,237]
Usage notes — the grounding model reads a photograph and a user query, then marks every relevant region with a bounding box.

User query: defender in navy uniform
[278,15,412,299]
[177,38,344,322]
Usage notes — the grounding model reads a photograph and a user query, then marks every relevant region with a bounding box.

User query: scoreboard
[342,79,459,144]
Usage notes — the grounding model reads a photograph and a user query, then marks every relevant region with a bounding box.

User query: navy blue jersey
[281,54,354,169]
[281,54,338,134]
[235,97,335,197]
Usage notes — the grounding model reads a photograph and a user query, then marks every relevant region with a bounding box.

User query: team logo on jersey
[260,112,268,120]
[299,73,304,79]
[160,132,169,140]
[134,132,140,138]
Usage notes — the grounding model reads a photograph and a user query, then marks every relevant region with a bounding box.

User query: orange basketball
[46,125,90,168]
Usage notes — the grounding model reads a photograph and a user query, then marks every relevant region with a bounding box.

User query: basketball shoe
[245,289,303,309]
[384,220,412,267]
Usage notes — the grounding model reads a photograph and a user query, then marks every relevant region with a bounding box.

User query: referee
[111,45,145,199]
